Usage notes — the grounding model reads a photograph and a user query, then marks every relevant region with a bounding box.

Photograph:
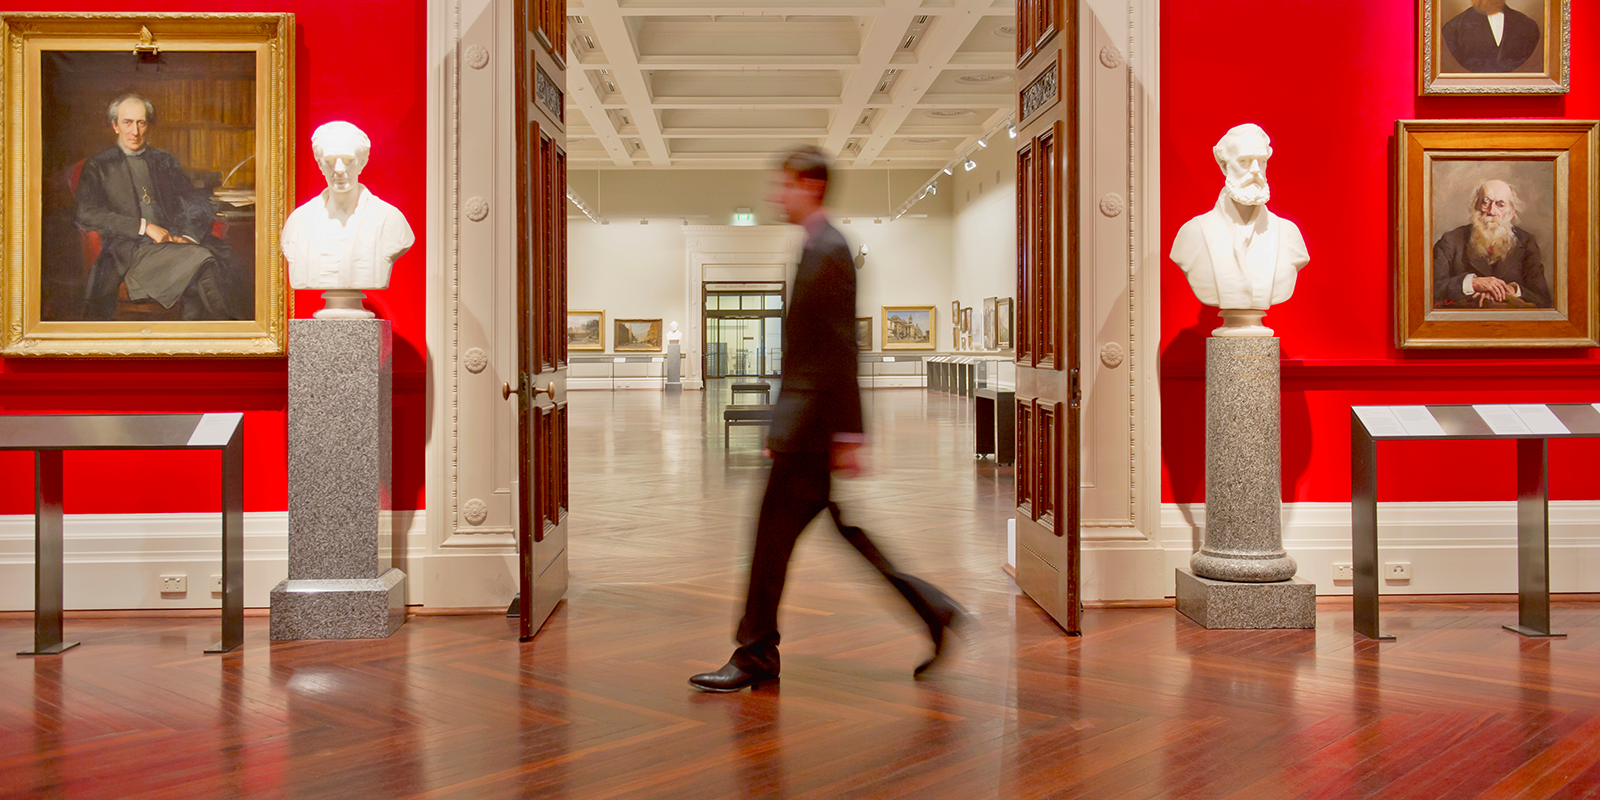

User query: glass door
[703,286,784,379]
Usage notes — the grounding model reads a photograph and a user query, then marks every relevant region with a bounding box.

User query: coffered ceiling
[564,0,1017,170]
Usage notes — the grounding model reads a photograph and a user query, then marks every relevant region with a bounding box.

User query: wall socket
[160,574,188,594]
[1386,562,1413,581]
[1332,563,1354,581]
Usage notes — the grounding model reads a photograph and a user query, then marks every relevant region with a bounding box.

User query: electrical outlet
[160,574,188,594]
[1332,563,1354,581]
[1385,562,1413,581]
[210,575,223,593]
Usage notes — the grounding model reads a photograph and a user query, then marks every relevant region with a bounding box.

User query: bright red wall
[0,1,428,513]
[1161,1,1600,504]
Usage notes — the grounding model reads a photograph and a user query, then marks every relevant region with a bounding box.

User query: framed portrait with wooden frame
[882,305,935,351]
[1420,0,1569,96]
[566,309,603,351]
[1395,119,1597,348]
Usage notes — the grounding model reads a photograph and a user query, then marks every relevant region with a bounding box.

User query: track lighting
[977,138,987,148]
[1008,125,1017,139]
[963,158,977,171]
[943,166,953,175]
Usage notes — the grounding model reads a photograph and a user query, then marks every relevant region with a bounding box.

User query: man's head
[311,121,372,196]
[1469,179,1523,261]
[108,94,155,152]
[1213,123,1273,207]
[768,145,832,224]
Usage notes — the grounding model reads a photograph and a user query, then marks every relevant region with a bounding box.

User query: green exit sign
[733,212,755,225]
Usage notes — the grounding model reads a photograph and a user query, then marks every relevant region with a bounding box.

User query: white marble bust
[1170,124,1309,334]
[666,321,682,343]
[282,122,415,317]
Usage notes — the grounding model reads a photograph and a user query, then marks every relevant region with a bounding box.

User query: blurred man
[75,93,240,320]
[1432,178,1551,308]
[688,146,965,693]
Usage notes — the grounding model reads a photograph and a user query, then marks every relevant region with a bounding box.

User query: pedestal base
[1174,568,1315,629]
[269,568,406,640]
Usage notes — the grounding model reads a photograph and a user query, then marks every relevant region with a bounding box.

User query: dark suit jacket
[765,219,864,454]
[1432,223,1551,308]
[74,145,222,312]
[1443,5,1541,73]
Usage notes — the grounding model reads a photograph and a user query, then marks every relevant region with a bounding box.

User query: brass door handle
[534,383,559,403]
[502,382,517,401]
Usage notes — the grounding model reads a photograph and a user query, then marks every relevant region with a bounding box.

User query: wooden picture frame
[613,317,662,351]
[1396,119,1597,348]
[882,305,935,350]
[567,309,603,351]
[996,297,1014,350]
[1,13,294,357]
[1420,0,1569,95]
[855,316,871,353]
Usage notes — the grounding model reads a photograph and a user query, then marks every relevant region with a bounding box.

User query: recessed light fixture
[906,137,945,144]
[955,73,1011,85]
[926,109,974,118]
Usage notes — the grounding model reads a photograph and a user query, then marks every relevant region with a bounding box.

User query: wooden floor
[6,387,1600,798]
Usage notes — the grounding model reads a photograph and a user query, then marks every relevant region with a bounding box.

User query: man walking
[690,146,965,693]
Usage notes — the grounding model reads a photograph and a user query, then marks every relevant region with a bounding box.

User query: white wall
[951,135,1019,320]
[569,220,688,340]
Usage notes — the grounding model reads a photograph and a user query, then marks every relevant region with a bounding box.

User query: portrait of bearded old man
[1432,179,1552,309]
[1442,0,1542,73]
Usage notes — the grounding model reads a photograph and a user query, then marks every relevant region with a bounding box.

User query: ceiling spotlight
[963,158,977,171]
[977,138,987,148]
[943,166,953,175]
[928,183,937,196]
[1008,125,1017,139]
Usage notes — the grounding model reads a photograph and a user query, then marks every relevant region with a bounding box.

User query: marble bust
[666,321,682,343]
[282,121,415,318]
[1170,123,1309,335]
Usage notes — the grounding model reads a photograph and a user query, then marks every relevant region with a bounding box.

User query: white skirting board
[0,511,428,611]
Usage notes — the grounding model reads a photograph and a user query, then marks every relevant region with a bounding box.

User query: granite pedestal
[665,341,682,393]
[1175,331,1314,629]
[270,319,406,640]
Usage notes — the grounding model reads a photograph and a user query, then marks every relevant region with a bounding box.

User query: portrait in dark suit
[1441,0,1543,73]
[1429,160,1558,311]
[39,51,257,323]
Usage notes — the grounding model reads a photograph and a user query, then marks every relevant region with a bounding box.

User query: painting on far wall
[614,318,663,351]
[883,305,935,350]
[855,316,872,352]
[1420,0,1569,95]
[982,297,998,350]
[1395,119,1598,348]
[0,13,295,357]
[997,297,1014,350]
[567,310,603,350]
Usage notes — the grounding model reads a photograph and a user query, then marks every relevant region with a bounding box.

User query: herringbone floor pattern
[5,387,1600,798]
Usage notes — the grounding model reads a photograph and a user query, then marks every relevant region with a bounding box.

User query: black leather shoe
[689,662,778,693]
[914,601,972,678]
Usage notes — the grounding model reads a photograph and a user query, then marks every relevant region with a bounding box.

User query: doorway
[703,283,784,379]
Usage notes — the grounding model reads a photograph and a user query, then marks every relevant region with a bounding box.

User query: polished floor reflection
[6,387,1600,797]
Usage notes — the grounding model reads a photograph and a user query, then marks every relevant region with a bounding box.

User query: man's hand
[831,441,864,478]
[145,223,172,243]
[171,234,198,244]
[1472,276,1512,303]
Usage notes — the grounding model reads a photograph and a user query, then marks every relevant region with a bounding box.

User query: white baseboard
[0,511,427,611]
[859,376,926,389]
[1162,501,1600,596]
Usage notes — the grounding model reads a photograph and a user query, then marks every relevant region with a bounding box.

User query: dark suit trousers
[732,451,958,676]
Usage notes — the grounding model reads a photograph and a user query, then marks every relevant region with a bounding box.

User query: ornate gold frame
[1395,119,1597,348]
[1,13,293,357]
[882,305,936,351]
[1420,0,1569,96]
[567,309,603,351]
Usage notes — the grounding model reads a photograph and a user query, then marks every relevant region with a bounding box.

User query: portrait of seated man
[73,93,243,321]
[1442,0,1542,73]
[1432,179,1552,309]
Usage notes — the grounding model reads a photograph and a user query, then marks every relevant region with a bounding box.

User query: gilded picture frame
[855,316,871,353]
[1420,0,1569,96]
[1395,119,1597,348]
[1,13,294,357]
[996,297,1014,350]
[883,305,935,351]
[567,309,603,351]
[614,318,662,352]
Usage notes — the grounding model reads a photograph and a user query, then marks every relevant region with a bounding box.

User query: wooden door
[507,0,569,641]
[1014,0,1081,634]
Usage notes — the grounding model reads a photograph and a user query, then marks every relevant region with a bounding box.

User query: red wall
[1161,1,1600,504]
[0,1,428,513]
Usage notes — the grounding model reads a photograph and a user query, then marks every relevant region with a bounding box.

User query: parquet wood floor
[6,387,1600,798]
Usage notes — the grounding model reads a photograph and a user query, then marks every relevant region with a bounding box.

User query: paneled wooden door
[1013,0,1082,634]
[506,0,569,641]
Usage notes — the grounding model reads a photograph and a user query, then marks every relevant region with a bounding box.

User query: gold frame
[613,318,662,352]
[1,13,294,357]
[1395,119,1597,348]
[567,309,604,351]
[855,316,871,353]
[1420,0,1569,96]
[882,305,935,351]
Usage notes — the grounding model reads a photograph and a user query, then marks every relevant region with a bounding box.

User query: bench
[730,381,772,405]
[724,404,774,447]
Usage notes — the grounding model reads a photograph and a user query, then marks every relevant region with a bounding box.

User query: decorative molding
[1098,192,1125,217]
[1099,342,1124,368]
[465,44,488,69]
[1018,53,1060,125]
[464,196,489,222]
[463,347,488,373]
[1098,45,1125,69]
[535,63,563,123]
[463,498,488,525]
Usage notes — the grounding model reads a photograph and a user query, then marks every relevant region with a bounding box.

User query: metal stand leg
[21,450,77,656]
[1505,437,1565,638]
[207,433,246,653]
[1351,419,1391,641]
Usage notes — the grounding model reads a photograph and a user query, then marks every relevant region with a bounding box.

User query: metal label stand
[2,413,246,656]
[1349,403,1599,641]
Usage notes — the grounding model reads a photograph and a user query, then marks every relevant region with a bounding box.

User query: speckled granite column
[1176,334,1314,629]
[270,319,406,640]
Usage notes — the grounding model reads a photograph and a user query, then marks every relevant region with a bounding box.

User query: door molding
[683,225,801,391]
